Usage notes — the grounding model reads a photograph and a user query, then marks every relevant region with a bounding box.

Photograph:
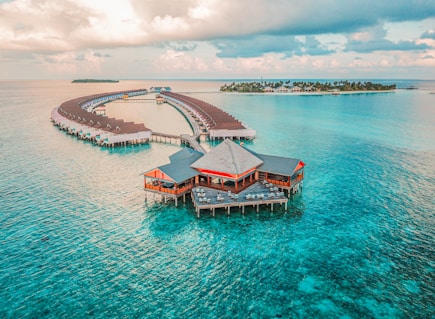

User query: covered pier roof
[57,89,151,135]
[162,92,246,130]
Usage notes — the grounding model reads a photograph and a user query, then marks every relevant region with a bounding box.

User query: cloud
[93,52,111,58]
[212,35,334,58]
[300,36,335,56]
[153,41,198,51]
[1,0,435,79]
[421,29,435,39]
[153,49,209,72]
[345,24,432,52]
[1,0,435,53]
[212,36,301,58]
[346,39,431,52]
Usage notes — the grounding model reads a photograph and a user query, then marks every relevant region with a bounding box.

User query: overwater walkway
[51,89,254,152]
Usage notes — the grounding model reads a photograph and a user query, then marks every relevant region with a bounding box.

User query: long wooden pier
[150,132,206,153]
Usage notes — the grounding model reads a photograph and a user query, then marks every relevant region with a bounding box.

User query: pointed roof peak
[191,139,262,175]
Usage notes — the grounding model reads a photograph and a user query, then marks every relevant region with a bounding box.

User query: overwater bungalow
[51,89,152,147]
[290,86,303,93]
[93,105,106,115]
[276,86,289,93]
[143,139,304,216]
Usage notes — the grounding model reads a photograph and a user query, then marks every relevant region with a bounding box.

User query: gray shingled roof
[158,148,203,183]
[191,139,263,175]
[255,153,302,176]
[169,147,203,162]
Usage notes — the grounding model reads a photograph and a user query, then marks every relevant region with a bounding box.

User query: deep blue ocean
[0,80,434,318]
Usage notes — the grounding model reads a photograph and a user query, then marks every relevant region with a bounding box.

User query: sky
[1,0,435,80]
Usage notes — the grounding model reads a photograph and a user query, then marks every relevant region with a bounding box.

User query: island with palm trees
[220,80,396,93]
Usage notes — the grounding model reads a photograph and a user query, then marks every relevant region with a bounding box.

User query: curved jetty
[51,89,255,148]
[162,92,256,140]
[50,88,304,216]
[51,89,152,147]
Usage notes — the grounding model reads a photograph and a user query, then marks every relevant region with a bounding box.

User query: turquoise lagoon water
[0,80,434,318]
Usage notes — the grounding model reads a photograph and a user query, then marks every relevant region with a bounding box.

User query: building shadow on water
[97,142,152,155]
[144,194,305,239]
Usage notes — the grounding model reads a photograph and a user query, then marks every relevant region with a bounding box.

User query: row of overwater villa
[51,89,256,148]
[51,88,304,216]
[50,89,152,147]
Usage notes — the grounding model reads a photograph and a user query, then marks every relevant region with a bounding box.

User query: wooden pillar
[212,208,215,217]
[256,204,259,213]
[227,206,230,216]
[175,197,178,207]
[236,180,238,191]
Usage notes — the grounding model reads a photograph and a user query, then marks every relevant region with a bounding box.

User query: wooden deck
[191,182,290,217]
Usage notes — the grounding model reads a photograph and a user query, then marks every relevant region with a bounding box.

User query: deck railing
[197,179,257,193]
[267,174,303,188]
[266,179,290,188]
[144,183,193,195]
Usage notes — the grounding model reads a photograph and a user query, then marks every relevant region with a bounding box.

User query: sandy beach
[105,94,193,135]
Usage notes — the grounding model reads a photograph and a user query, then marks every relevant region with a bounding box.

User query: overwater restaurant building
[143,139,304,206]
